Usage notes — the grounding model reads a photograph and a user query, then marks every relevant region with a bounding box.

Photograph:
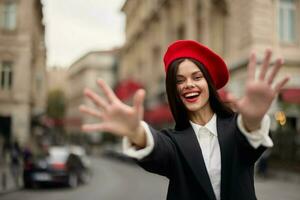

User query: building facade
[66,50,118,143]
[0,0,47,145]
[120,0,300,162]
[47,67,68,93]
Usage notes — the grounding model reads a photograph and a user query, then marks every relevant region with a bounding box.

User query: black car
[23,146,91,188]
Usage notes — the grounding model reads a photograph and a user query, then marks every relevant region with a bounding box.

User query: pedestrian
[10,140,22,187]
[79,40,289,200]
[22,143,33,167]
[2,138,10,163]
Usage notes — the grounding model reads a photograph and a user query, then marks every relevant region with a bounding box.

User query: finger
[84,88,109,110]
[81,123,122,136]
[133,89,146,118]
[274,76,290,93]
[81,124,105,132]
[79,105,103,119]
[97,79,120,103]
[259,49,272,80]
[247,52,256,81]
[267,58,284,85]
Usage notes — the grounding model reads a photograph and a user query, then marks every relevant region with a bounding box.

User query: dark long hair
[166,58,234,131]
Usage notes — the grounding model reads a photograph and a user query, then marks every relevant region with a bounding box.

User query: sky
[42,0,126,68]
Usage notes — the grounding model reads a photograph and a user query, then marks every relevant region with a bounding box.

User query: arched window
[1,61,13,90]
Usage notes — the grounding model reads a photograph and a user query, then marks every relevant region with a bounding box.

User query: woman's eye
[194,76,202,80]
[176,79,184,84]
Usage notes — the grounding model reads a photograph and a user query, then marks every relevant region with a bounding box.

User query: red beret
[163,40,229,89]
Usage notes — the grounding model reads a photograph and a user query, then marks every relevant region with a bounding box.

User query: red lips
[181,90,201,103]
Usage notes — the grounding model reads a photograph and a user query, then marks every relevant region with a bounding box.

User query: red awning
[114,80,143,101]
[63,117,82,126]
[144,104,173,125]
[42,117,82,127]
[280,88,300,104]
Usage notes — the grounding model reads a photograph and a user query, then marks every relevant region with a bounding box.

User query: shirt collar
[190,114,218,137]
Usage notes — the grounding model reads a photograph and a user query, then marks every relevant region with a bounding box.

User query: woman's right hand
[79,79,146,147]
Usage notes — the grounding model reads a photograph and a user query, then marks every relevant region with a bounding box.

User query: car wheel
[68,173,78,188]
[24,180,39,189]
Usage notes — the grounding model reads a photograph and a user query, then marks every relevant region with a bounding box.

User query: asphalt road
[1,156,299,200]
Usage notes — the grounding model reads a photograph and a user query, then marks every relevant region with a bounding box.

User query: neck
[189,106,214,126]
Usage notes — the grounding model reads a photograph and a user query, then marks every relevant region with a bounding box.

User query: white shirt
[190,114,221,200]
[123,114,273,200]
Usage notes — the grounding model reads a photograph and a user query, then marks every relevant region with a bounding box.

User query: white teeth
[185,92,199,98]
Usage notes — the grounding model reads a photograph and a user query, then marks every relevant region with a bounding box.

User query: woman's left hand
[227,49,289,132]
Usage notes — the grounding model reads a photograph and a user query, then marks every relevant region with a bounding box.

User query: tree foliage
[46,89,66,119]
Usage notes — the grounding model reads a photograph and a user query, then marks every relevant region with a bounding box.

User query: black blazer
[137,114,266,200]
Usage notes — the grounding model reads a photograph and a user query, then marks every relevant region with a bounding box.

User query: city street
[1,156,299,200]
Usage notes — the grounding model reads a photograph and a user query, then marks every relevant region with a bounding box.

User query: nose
[184,79,195,89]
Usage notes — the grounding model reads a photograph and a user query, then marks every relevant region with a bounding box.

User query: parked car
[23,145,91,188]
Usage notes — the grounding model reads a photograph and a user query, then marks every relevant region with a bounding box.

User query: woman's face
[176,59,210,113]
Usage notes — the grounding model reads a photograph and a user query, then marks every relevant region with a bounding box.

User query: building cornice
[68,49,119,70]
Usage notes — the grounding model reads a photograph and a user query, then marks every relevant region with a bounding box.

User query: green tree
[46,89,66,144]
[46,89,66,119]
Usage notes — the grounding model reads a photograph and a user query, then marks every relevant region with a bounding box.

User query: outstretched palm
[228,50,289,130]
[79,79,145,138]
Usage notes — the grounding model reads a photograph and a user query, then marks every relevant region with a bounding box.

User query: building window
[0,1,17,30]
[35,73,43,91]
[0,61,13,90]
[210,2,226,56]
[177,25,185,40]
[278,0,297,43]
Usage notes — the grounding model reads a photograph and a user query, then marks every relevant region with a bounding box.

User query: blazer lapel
[173,126,216,200]
[217,115,235,200]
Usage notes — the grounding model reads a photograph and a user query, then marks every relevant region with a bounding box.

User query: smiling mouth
[183,92,200,102]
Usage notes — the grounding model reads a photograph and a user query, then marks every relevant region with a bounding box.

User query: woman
[79,40,289,200]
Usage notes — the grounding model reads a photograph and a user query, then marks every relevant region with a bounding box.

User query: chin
[183,100,210,113]
[185,104,204,113]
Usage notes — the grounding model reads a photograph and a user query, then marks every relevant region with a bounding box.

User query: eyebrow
[176,70,203,77]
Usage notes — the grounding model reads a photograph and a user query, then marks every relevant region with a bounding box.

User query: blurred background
[0,0,299,199]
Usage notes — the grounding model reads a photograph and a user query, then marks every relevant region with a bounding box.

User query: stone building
[47,67,68,93]
[66,50,118,143]
[0,0,47,145]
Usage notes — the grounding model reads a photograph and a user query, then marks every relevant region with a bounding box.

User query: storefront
[271,88,300,171]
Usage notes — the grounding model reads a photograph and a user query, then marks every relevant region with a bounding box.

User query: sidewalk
[0,164,21,195]
[255,176,300,200]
